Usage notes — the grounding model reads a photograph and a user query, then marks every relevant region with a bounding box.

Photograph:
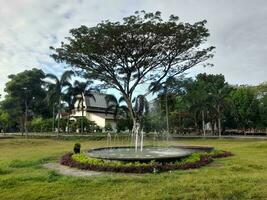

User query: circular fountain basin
[87,146,213,162]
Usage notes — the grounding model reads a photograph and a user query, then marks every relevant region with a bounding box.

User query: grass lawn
[1,138,267,200]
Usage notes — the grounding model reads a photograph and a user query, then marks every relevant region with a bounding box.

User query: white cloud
[0,0,267,98]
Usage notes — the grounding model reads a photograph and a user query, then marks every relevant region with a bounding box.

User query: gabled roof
[84,92,115,109]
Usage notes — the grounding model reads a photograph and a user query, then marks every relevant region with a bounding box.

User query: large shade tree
[51,11,214,150]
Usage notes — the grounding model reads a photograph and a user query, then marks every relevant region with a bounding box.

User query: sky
[0,0,267,98]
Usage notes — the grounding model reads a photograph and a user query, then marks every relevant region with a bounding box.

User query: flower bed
[60,150,233,173]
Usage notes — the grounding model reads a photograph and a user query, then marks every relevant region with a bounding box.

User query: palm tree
[186,80,210,136]
[150,76,189,134]
[132,95,149,151]
[210,85,232,138]
[45,71,74,138]
[62,85,76,134]
[105,94,129,131]
[72,80,95,134]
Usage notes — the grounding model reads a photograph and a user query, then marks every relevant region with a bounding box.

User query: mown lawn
[1,137,267,200]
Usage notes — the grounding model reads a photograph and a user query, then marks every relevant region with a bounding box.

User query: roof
[85,92,107,108]
[84,92,116,110]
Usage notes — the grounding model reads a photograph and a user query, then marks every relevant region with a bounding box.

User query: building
[71,92,117,131]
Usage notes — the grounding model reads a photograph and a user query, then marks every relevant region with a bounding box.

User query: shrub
[69,117,100,133]
[105,123,113,131]
[73,143,81,154]
[28,118,53,132]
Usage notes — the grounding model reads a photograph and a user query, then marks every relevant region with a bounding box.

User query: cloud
[0,0,267,98]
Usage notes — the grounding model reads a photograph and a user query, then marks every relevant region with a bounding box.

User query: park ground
[1,137,267,200]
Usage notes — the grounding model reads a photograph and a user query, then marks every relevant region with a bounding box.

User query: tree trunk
[217,105,221,138]
[25,100,28,139]
[194,113,198,135]
[179,111,182,132]
[81,97,84,134]
[20,117,24,136]
[52,104,55,132]
[165,92,169,134]
[57,98,61,138]
[211,121,215,135]
[202,110,206,137]
[67,113,70,134]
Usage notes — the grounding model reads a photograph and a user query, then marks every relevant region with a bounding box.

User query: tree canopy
[51,11,214,124]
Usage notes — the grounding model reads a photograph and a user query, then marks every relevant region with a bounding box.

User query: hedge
[60,150,233,173]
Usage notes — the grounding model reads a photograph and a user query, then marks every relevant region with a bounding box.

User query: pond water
[87,146,206,162]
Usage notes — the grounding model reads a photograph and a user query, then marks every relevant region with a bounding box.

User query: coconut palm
[105,94,129,130]
[62,85,76,134]
[72,80,95,134]
[210,85,232,137]
[150,76,190,133]
[45,71,74,137]
[185,80,210,136]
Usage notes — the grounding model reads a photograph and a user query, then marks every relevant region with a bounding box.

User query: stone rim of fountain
[87,145,214,162]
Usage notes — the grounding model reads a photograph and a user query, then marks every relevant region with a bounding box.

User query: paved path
[43,163,102,177]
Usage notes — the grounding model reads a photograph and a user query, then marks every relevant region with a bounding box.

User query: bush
[104,123,113,131]
[73,143,81,154]
[117,117,133,132]
[69,117,100,133]
[28,118,53,132]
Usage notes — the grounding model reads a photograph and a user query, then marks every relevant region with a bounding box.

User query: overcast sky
[0,0,267,97]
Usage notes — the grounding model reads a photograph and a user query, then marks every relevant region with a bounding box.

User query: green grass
[1,138,267,199]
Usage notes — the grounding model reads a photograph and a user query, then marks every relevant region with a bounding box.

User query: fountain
[87,145,214,162]
[100,125,213,163]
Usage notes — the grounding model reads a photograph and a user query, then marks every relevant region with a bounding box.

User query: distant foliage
[104,123,113,131]
[28,118,53,132]
[70,117,100,133]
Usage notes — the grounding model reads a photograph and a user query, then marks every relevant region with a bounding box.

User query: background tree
[259,95,267,129]
[0,110,9,134]
[45,71,74,137]
[51,11,214,149]
[2,68,47,137]
[228,87,260,132]
[193,73,232,137]
[150,76,190,133]
[105,94,129,131]
[1,96,22,133]
[72,80,95,134]
[184,77,210,135]
[62,84,76,134]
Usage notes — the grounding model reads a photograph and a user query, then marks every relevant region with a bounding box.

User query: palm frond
[105,104,116,116]
[118,96,126,104]
[45,73,60,85]
[134,95,149,116]
[60,71,74,84]
[84,92,96,102]
[105,94,118,105]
